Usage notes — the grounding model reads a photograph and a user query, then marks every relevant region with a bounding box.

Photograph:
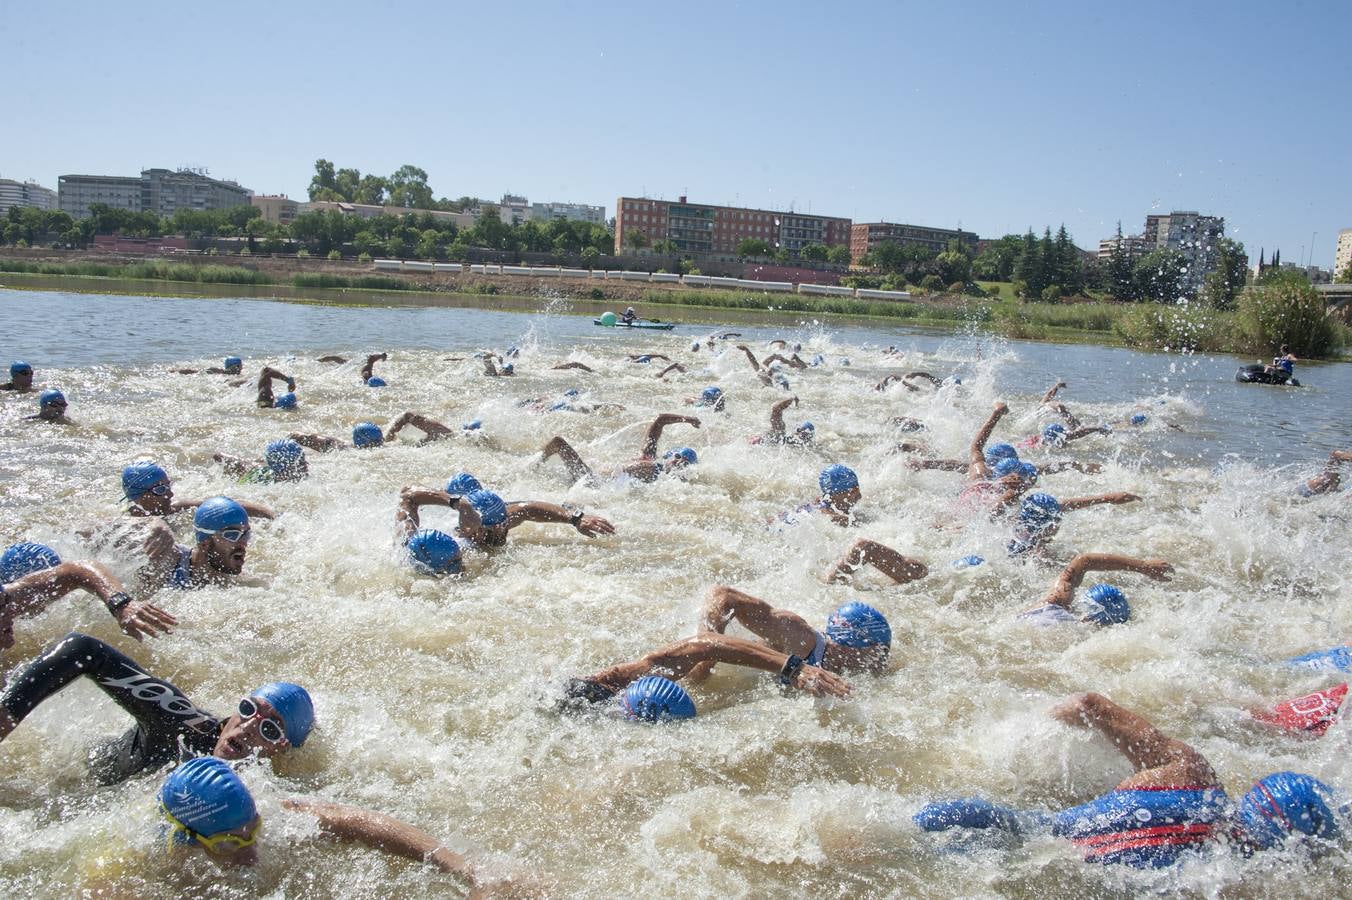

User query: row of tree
[308,160,486,212]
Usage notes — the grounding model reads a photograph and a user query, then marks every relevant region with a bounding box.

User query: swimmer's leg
[541,436,593,483]
[823,539,929,585]
[1050,692,1220,789]
[688,586,819,684]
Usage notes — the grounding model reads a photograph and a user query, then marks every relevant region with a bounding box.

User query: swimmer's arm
[906,458,966,472]
[1060,492,1140,512]
[1049,692,1218,784]
[552,361,594,372]
[360,352,387,381]
[761,353,792,367]
[170,499,275,520]
[902,372,942,391]
[482,357,502,376]
[967,401,1009,471]
[639,413,700,458]
[281,799,488,885]
[823,539,929,585]
[1329,451,1352,465]
[1065,426,1110,441]
[257,366,292,387]
[1033,460,1103,475]
[1040,381,1068,403]
[386,411,452,441]
[317,355,347,364]
[396,486,453,540]
[504,502,615,537]
[288,432,345,453]
[768,396,796,437]
[4,563,176,640]
[657,362,687,378]
[874,374,902,391]
[734,344,762,371]
[212,452,257,477]
[595,634,851,698]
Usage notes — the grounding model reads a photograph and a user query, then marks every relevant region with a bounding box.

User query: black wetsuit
[1,632,223,784]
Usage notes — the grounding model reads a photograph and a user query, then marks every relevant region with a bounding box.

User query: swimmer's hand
[1049,692,1104,727]
[117,599,177,640]
[793,664,852,699]
[656,413,701,428]
[1109,492,1140,504]
[993,401,1008,413]
[1139,559,1173,581]
[1080,462,1104,474]
[575,514,615,537]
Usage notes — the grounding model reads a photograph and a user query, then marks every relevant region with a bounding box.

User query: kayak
[594,319,675,331]
[1235,364,1300,386]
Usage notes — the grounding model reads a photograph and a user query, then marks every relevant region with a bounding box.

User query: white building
[1336,228,1352,279]
[530,201,605,225]
[1097,233,1150,260]
[1142,210,1225,295]
[0,178,58,215]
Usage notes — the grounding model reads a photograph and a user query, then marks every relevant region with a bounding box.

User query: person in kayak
[0,633,312,784]
[621,306,638,325]
[1264,344,1297,379]
[540,413,701,484]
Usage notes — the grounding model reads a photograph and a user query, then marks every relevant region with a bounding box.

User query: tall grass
[292,273,408,290]
[0,258,272,284]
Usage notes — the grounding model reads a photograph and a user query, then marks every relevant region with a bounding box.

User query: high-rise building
[0,179,57,215]
[59,169,251,220]
[1142,210,1225,294]
[58,174,142,219]
[1336,229,1352,279]
[1097,233,1151,260]
[614,196,850,257]
[849,222,978,262]
[529,201,605,225]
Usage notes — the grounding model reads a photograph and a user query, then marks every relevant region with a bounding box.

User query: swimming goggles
[198,525,251,543]
[147,482,172,497]
[161,804,261,853]
[237,696,286,744]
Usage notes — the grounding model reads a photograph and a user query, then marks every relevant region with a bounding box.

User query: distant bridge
[1317,284,1352,323]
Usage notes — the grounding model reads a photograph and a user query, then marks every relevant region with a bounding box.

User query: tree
[799,243,828,262]
[387,165,433,210]
[1201,237,1248,309]
[624,229,650,252]
[1054,224,1083,296]
[737,238,771,257]
[973,235,1021,281]
[1013,230,1045,298]
[869,240,908,273]
[356,175,388,205]
[308,159,337,200]
[1106,222,1137,301]
[826,244,852,266]
[651,238,680,255]
[935,249,971,286]
[1133,248,1188,303]
[1338,265,1352,284]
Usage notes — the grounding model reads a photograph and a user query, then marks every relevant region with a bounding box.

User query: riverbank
[1,263,1347,358]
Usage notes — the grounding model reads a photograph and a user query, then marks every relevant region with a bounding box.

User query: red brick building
[615,196,850,259]
[850,222,978,262]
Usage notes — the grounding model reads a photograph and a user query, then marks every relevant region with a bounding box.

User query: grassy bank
[0,257,273,285]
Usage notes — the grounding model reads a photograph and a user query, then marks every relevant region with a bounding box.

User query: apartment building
[615,196,850,257]
[0,178,57,215]
[849,222,978,262]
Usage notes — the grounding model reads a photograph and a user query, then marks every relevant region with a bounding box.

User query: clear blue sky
[5,1,1349,265]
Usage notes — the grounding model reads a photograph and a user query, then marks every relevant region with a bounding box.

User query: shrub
[471,282,499,295]
[919,274,943,293]
[327,249,342,260]
[357,252,373,263]
[1115,302,1227,353]
[986,283,1001,298]
[588,287,605,300]
[296,248,310,258]
[1235,281,1338,357]
[238,247,251,256]
[947,281,966,295]
[1041,285,1062,302]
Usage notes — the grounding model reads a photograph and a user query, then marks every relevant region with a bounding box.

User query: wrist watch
[569,510,584,527]
[105,591,134,615]
[778,654,804,686]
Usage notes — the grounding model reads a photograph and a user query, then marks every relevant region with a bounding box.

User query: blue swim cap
[273,392,297,409]
[10,360,32,377]
[352,422,383,448]
[194,497,249,543]
[159,757,256,840]
[702,386,723,403]
[622,676,696,722]
[1237,772,1342,849]
[122,461,169,500]
[446,472,482,496]
[1018,493,1062,529]
[1081,583,1130,625]
[819,464,859,495]
[366,376,387,387]
[465,489,507,526]
[1017,462,1038,482]
[952,554,985,569]
[635,355,652,363]
[1130,413,1148,426]
[992,458,1023,479]
[264,439,305,477]
[406,529,461,575]
[501,364,514,375]
[1041,423,1068,446]
[826,601,892,648]
[462,420,482,431]
[795,421,815,439]
[984,443,1018,467]
[250,681,315,747]
[0,542,62,583]
[663,447,697,465]
[223,356,242,372]
[563,388,581,397]
[39,389,66,409]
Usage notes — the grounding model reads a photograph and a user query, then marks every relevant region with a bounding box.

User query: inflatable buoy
[1236,364,1299,386]
[599,311,617,326]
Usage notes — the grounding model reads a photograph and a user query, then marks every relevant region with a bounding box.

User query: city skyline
[4,1,1348,267]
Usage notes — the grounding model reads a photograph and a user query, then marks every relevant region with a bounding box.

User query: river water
[0,288,1349,898]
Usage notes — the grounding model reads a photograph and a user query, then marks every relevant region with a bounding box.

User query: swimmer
[874,371,941,392]
[396,482,614,552]
[483,355,515,376]
[552,361,594,372]
[317,354,347,364]
[1300,450,1352,497]
[562,595,884,711]
[26,389,72,425]
[803,464,863,526]
[359,352,387,383]
[1016,553,1173,625]
[657,362,687,379]
[288,422,385,452]
[821,539,930,585]
[139,497,255,590]
[0,543,174,662]
[627,353,671,364]
[385,410,461,445]
[119,461,275,520]
[0,635,311,784]
[733,345,776,387]
[174,355,244,376]
[1251,682,1348,738]
[762,352,808,369]
[213,439,309,483]
[916,692,1345,867]
[2,360,34,392]
[540,413,701,485]
[686,386,726,411]
[908,402,1102,480]
[156,758,538,892]
[254,365,296,409]
[752,396,815,446]
[1006,491,1142,557]
[393,486,464,576]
